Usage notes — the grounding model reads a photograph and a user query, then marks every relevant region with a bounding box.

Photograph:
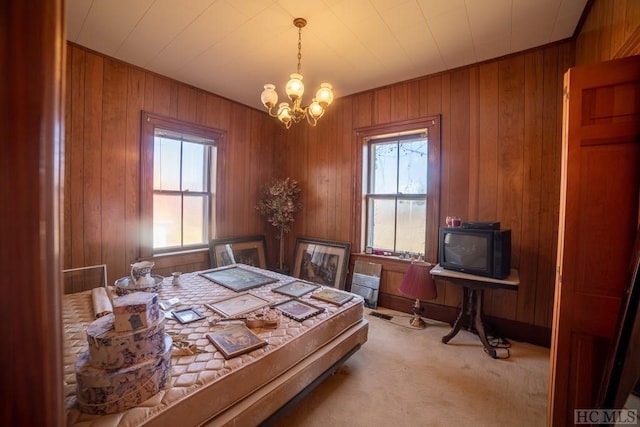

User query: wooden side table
[430,264,519,359]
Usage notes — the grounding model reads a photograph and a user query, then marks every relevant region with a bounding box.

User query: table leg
[471,289,498,358]
[442,287,469,344]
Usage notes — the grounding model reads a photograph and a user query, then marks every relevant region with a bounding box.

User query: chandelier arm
[292,97,302,113]
[265,105,280,118]
[305,112,319,127]
[303,106,322,126]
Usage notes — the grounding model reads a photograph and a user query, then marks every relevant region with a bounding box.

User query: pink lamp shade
[398,262,437,301]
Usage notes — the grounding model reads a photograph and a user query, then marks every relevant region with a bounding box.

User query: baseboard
[378,293,552,348]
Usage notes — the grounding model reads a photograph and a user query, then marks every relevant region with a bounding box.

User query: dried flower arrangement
[256,177,303,271]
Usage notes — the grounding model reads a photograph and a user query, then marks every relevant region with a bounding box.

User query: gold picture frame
[206,324,267,359]
[311,288,354,306]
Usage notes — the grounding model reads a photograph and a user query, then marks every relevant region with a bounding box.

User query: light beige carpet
[273,308,549,427]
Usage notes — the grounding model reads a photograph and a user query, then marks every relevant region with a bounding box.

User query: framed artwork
[200,265,277,292]
[209,235,267,269]
[172,307,206,324]
[204,292,272,318]
[292,237,351,289]
[206,324,267,359]
[272,280,320,298]
[271,299,324,322]
[311,288,354,306]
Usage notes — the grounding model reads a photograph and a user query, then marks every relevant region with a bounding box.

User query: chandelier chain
[297,26,302,74]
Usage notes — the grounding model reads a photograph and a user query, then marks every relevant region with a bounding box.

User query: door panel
[548,54,640,426]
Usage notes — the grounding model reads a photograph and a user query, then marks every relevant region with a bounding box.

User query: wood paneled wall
[279,42,575,331]
[575,0,640,66]
[64,43,279,283]
[64,39,575,335]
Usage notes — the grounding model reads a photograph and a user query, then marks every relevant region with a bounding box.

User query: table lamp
[398,261,437,328]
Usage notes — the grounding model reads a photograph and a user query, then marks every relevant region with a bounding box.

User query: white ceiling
[66,0,588,111]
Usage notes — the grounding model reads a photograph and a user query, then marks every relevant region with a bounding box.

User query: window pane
[153,194,181,248]
[182,142,205,192]
[154,136,181,191]
[183,195,206,245]
[368,198,396,250]
[395,199,426,253]
[398,139,427,194]
[371,142,398,194]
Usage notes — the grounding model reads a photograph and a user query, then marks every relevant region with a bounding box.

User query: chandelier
[260,18,334,129]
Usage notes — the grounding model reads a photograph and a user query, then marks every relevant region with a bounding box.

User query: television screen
[442,232,488,269]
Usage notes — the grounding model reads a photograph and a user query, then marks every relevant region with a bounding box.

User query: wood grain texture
[65,43,277,281]
[548,54,640,427]
[576,0,640,65]
[2,1,65,425]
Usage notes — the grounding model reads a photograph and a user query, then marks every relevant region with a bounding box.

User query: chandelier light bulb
[316,83,334,107]
[308,99,324,119]
[277,102,292,124]
[261,84,278,108]
[285,73,304,101]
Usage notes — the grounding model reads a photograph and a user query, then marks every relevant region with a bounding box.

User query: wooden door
[1,0,65,425]
[548,55,640,426]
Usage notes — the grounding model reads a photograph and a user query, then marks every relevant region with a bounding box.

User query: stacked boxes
[75,292,171,415]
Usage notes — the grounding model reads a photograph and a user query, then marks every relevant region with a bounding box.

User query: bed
[63,265,368,426]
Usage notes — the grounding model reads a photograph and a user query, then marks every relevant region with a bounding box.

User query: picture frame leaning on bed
[292,237,351,289]
[209,235,267,269]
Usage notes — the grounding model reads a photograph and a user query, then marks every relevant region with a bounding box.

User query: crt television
[438,227,511,279]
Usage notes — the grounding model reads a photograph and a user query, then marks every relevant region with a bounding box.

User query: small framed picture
[311,288,354,306]
[200,265,277,292]
[271,299,324,322]
[206,324,267,359]
[204,292,272,318]
[172,307,206,324]
[272,280,320,298]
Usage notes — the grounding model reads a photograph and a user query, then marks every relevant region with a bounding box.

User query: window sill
[357,252,412,262]
[153,247,209,257]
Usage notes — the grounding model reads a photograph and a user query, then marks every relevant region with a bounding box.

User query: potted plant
[256,177,303,272]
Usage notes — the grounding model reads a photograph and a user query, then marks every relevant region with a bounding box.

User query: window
[367,133,427,254]
[356,117,440,261]
[153,129,214,250]
[141,112,224,256]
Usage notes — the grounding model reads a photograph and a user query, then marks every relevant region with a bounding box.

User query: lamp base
[409,313,426,329]
[409,298,427,329]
